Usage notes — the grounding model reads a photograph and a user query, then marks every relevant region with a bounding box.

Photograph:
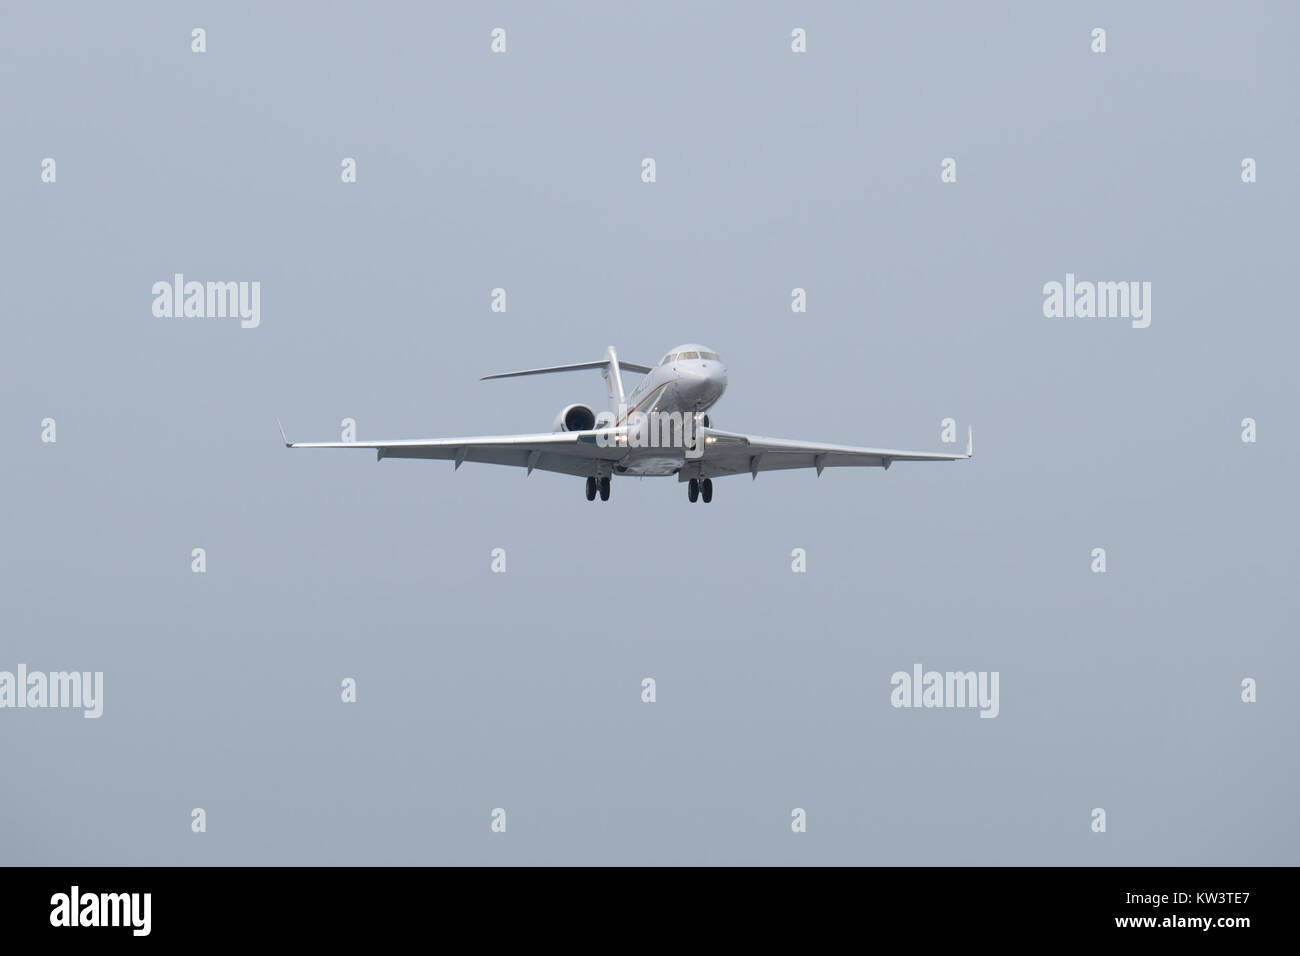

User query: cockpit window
[661,354,674,365]
[678,350,700,360]
[699,351,718,361]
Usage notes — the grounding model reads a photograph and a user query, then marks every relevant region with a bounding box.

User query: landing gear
[687,477,713,503]
[585,476,597,501]
[688,478,699,502]
[700,478,713,503]
[598,476,611,501]
[586,476,612,501]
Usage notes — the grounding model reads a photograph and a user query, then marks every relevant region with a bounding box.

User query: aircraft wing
[697,425,972,478]
[278,421,629,478]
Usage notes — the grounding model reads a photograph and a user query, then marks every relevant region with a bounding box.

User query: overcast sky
[2,1,1296,865]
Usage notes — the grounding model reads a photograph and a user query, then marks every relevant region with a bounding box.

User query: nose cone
[702,360,727,399]
[679,360,726,407]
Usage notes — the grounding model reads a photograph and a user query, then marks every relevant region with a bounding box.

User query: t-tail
[601,346,626,412]
[480,346,652,414]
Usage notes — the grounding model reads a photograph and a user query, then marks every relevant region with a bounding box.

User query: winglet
[276,418,290,447]
[967,426,973,458]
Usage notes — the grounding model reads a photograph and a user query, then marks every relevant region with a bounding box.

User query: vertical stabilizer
[602,346,626,412]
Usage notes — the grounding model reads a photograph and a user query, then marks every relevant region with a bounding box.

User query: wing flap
[284,427,629,476]
[699,426,971,477]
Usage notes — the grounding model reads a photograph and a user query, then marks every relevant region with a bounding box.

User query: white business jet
[280,345,971,503]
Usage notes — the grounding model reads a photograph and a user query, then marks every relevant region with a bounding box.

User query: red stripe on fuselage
[615,379,675,426]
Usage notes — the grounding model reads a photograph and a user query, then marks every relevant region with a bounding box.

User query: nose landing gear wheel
[687,478,699,502]
[700,478,713,503]
[598,476,611,501]
[585,476,597,501]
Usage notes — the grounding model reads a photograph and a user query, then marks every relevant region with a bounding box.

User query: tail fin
[601,346,626,410]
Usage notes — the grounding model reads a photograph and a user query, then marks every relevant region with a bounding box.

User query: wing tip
[276,418,291,447]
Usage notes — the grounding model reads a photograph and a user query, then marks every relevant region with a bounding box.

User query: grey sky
[2,1,1296,865]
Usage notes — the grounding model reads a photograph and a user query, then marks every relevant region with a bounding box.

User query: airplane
[279,344,972,503]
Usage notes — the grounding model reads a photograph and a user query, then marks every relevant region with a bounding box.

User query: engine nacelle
[553,403,597,432]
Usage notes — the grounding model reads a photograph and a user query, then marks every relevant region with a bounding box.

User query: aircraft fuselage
[613,343,726,475]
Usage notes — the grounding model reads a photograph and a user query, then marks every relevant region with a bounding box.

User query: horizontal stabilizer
[482,359,651,380]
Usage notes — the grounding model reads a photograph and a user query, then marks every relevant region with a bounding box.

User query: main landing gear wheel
[687,479,699,503]
[585,476,597,501]
[598,476,611,501]
[700,478,713,503]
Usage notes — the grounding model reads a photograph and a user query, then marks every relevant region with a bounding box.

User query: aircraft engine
[552,403,597,432]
